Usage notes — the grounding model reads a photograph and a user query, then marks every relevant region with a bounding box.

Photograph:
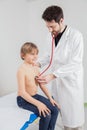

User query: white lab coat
[39,26,85,127]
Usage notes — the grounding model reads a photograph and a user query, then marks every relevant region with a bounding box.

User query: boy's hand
[49,98,60,109]
[37,102,50,117]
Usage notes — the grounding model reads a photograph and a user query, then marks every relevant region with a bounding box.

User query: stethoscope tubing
[39,36,55,76]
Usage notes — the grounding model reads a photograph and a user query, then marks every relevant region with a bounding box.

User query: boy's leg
[17,96,39,115]
[17,96,52,130]
[35,94,59,130]
[64,126,83,130]
[39,113,52,130]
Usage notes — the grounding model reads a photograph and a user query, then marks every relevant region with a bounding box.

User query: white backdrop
[0,0,87,102]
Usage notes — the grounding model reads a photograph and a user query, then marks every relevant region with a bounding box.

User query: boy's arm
[39,83,60,108]
[37,69,55,101]
[39,83,52,100]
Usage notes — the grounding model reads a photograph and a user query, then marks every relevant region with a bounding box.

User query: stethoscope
[39,35,55,76]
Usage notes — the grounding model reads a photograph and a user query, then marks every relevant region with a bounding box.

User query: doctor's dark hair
[42,5,64,23]
[20,42,39,60]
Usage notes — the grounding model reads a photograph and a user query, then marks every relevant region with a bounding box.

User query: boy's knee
[53,106,59,115]
[42,113,51,121]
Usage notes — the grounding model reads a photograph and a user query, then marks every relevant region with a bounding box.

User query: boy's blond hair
[20,42,39,60]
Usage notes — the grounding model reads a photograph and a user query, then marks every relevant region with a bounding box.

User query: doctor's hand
[36,74,56,85]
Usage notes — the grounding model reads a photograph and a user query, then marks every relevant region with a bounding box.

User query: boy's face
[24,49,38,64]
[45,19,64,37]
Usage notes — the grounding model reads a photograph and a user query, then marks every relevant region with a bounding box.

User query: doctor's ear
[59,18,64,24]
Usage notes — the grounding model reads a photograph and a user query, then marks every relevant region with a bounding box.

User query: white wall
[0,0,87,102]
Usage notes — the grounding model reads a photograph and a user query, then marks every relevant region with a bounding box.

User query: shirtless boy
[17,42,59,130]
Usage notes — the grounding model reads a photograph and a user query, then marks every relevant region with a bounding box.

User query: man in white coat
[36,5,85,130]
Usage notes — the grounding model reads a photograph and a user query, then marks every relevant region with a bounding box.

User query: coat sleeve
[53,32,84,78]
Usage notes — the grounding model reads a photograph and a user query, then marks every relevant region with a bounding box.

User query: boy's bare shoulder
[34,65,40,69]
